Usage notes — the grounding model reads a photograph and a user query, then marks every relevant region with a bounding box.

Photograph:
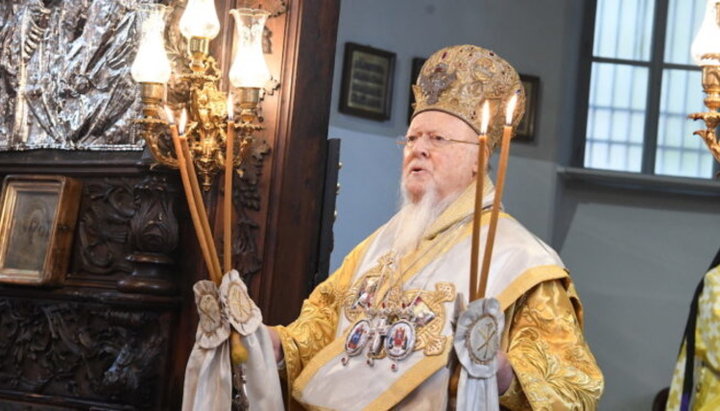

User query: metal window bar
[571,0,598,167]
[592,56,698,71]
[607,66,618,167]
[623,1,644,169]
[680,70,696,176]
[580,0,710,178]
[655,0,703,176]
[640,0,669,174]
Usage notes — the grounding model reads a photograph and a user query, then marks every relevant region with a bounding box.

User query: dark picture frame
[407,57,427,124]
[516,74,540,142]
[339,42,396,121]
[0,175,82,286]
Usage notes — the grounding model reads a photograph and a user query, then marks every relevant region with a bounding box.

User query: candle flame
[179,109,188,136]
[505,94,518,126]
[227,93,234,122]
[164,106,175,125]
[480,101,490,135]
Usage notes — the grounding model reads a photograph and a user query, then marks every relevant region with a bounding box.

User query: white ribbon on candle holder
[182,270,284,411]
[454,297,505,411]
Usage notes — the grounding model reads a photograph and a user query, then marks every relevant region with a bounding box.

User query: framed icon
[407,57,427,124]
[0,175,82,286]
[339,42,396,121]
[516,74,540,142]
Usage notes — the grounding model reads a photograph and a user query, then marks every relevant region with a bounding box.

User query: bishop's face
[402,111,480,204]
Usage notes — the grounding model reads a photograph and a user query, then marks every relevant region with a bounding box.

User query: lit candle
[224,94,235,273]
[481,100,491,135]
[469,101,491,301]
[165,106,217,279]
[179,108,188,136]
[478,94,517,299]
[164,106,175,126]
[504,94,518,132]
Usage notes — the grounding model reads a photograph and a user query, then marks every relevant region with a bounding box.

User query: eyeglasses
[396,134,479,149]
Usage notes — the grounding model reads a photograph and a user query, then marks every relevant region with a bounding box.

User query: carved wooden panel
[0,296,172,409]
[0,0,342,409]
[232,138,270,284]
[253,0,341,324]
[72,178,137,280]
[67,174,180,293]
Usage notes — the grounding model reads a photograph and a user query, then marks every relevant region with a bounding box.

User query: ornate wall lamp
[690,0,720,163]
[131,4,278,406]
[130,1,271,189]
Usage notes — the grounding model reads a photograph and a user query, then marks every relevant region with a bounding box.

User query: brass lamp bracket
[239,0,288,17]
[689,112,720,164]
[134,5,273,190]
[135,117,181,168]
[137,72,257,190]
[689,64,720,164]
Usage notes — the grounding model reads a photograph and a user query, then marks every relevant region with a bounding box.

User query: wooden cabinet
[0,0,339,408]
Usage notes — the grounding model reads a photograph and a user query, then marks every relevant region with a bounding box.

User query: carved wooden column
[210,0,341,325]
[255,0,340,325]
[0,154,184,410]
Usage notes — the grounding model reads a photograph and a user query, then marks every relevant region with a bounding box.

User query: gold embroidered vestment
[275,185,603,410]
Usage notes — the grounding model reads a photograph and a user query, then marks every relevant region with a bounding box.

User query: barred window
[578,0,717,178]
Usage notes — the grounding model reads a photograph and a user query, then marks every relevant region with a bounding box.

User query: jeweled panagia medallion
[385,320,416,361]
[345,319,371,357]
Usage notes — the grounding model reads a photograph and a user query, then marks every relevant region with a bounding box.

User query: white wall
[327,0,718,409]
[555,184,720,410]
[329,126,401,270]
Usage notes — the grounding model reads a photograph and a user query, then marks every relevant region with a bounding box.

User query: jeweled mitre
[412,45,526,148]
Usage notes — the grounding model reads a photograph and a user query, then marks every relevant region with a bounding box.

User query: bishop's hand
[496,349,515,394]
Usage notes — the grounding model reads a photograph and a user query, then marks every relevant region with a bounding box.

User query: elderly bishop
[183,44,604,411]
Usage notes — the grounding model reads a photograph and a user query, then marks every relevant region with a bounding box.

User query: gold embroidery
[226,282,253,323]
[363,337,453,411]
[376,282,455,356]
[192,280,230,348]
[342,252,395,323]
[504,280,603,410]
[667,266,720,410]
[292,333,454,411]
[343,273,456,357]
[498,374,532,410]
[198,294,223,332]
[275,280,343,385]
[412,282,455,356]
[343,206,477,327]
[275,229,379,403]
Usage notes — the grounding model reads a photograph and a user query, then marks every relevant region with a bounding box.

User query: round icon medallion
[384,320,416,361]
[345,319,371,356]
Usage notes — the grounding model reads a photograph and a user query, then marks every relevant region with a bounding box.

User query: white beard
[392,184,457,256]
